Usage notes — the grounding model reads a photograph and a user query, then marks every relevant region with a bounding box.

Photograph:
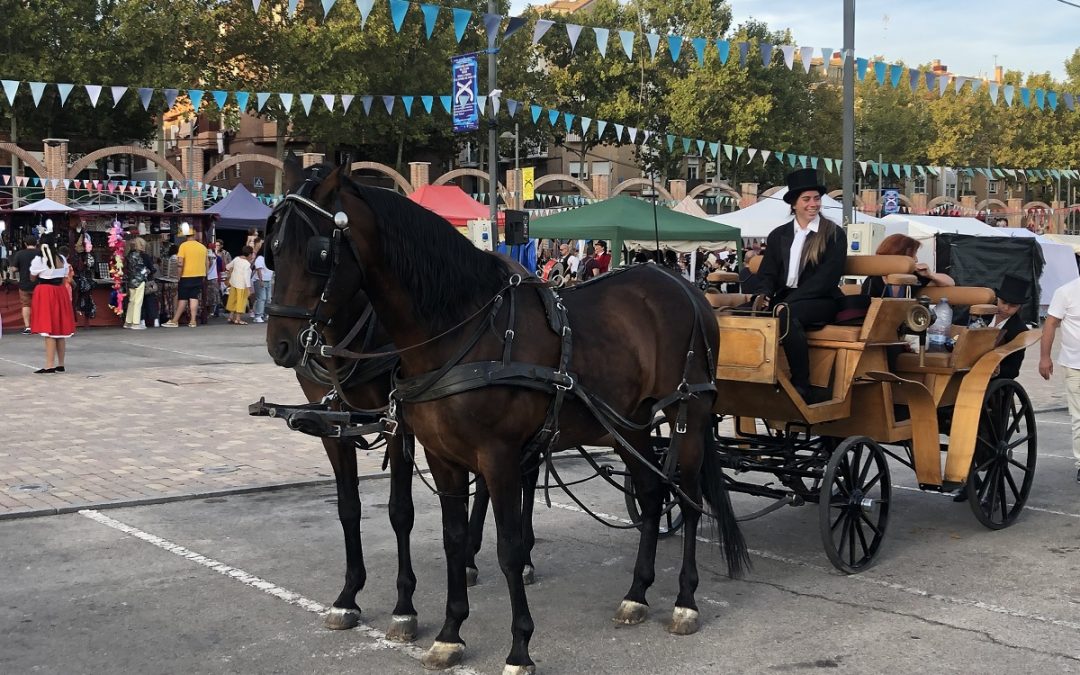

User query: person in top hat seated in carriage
[755,169,848,404]
[988,273,1032,380]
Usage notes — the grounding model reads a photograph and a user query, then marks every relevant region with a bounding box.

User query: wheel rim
[966,380,1037,529]
[819,436,891,573]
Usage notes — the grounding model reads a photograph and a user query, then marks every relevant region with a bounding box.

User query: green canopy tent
[529,195,741,266]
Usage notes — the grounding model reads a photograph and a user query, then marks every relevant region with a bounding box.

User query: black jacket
[994,312,1028,380]
[757,218,848,304]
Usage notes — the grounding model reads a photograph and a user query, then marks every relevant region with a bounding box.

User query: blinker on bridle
[264,175,357,367]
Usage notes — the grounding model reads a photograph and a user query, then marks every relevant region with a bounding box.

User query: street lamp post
[487,0,498,226]
[841,0,855,225]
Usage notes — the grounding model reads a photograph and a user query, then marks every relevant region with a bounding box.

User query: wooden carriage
[705,254,1040,573]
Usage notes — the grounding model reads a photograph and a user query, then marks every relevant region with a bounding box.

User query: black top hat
[783,168,827,204]
[996,273,1029,305]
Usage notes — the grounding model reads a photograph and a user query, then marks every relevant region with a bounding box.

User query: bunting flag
[668,35,683,63]
[389,0,409,32]
[29,81,45,107]
[421,4,439,39]
[503,16,527,39]
[532,18,553,45]
[717,40,730,65]
[760,42,773,68]
[256,92,271,111]
[279,92,294,112]
[800,46,814,74]
[138,87,154,110]
[566,23,583,53]
[58,83,74,106]
[779,45,795,70]
[357,0,375,27]
[645,33,660,60]
[484,12,502,49]
[738,41,749,68]
[85,84,103,107]
[619,30,634,60]
[300,93,314,115]
[212,89,228,109]
[452,8,470,43]
[692,37,707,66]
[188,88,204,111]
[163,88,179,110]
[593,27,609,58]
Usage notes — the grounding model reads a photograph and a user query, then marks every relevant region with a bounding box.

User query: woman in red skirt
[29,239,75,373]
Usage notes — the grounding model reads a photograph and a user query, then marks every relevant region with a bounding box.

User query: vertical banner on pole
[522,167,535,202]
[451,53,479,133]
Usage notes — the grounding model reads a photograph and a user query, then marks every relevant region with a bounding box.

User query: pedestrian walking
[29,237,75,373]
[1039,275,1080,482]
[158,244,179,326]
[8,236,39,335]
[124,237,151,329]
[205,246,222,318]
[225,245,254,325]
[252,245,272,323]
[164,223,207,328]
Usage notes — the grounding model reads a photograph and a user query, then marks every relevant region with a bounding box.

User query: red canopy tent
[408,184,504,229]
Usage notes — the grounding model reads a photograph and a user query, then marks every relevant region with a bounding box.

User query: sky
[507,0,1079,82]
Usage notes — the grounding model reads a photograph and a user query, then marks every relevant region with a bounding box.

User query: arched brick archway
[531,173,595,199]
[204,154,284,184]
[975,198,1007,211]
[1022,200,1052,212]
[609,178,673,201]
[0,142,48,180]
[687,181,739,201]
[761,186,783,200]
[67,145,185,183]
[925,196,958,210]
[351,161,413,194]
[434,168,509,203]
[825,189,865,208]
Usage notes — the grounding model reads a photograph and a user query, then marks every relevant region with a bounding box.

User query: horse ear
[283,151,304,192]
[337,156,352,180]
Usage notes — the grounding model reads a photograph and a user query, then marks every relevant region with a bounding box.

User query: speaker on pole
[505,209,529,245]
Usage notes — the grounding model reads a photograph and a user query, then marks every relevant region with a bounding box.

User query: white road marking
[116,340,227,362]
[79,509,482,675]
[0,355,37,369]
[893,485,1080,519]
[1038,419,1074,426]
[546,501,1080,633]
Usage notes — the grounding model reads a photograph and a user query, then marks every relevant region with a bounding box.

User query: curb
[1035,406,1068,414]
[0,472,386,522]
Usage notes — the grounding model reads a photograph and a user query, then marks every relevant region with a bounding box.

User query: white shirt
[561,253,579,275]
[254,255,273,283]
[1048,277,1080,369]
[785,216,820,288]
[29,254,68,280]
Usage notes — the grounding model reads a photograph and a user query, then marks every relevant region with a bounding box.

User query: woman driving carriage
[756,169,848,404]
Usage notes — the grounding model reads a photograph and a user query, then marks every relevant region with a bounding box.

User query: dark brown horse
[266,164,747,674]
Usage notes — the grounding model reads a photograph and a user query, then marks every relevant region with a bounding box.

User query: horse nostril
[274,340,293,363]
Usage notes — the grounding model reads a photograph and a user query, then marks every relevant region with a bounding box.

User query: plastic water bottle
[927,298,952,352]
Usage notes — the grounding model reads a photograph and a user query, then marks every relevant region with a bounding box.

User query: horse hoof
[502,664,536,675]
[667,606,700,635]
[324,607,360,630]
[522,564,536,585]
[612,599,648,625]
[385,614,418,642]
[466,566,479,587]
[421,641,465,670]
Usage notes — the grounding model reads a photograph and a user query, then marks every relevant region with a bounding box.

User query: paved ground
[0,323,1070,518]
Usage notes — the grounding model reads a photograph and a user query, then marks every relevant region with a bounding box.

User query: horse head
[264,159,369,370]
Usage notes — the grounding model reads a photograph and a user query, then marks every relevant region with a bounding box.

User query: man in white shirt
[557,243,579,281]
[1040,276,1080,482]
[252,248,273,323]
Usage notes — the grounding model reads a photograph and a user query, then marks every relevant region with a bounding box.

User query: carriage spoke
[1007,456,1031,473]
[836,515,851,556]
[857,449,875,485]
[862,471,883,492]
[1003,465,1022,502]
[847,514,857,567]
[974,454,998,473]
[854,517,870,559]
[1006,435,1031,451]
[998,475,1010,522]
[858,510,883,538]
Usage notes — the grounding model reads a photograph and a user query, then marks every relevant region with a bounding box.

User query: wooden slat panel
[715,315,779,384]
[865,371,942,486]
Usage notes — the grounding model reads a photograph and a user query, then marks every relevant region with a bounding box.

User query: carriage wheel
[818,436,891,574]
[623,474,685,539]
[965,379,1037,529]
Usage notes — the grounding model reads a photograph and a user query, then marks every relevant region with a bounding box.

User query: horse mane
[340,174,512,333]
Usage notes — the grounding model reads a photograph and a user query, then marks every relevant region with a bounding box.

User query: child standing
[224,245,253,325]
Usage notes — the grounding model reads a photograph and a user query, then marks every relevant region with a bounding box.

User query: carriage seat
[707,270,740,284]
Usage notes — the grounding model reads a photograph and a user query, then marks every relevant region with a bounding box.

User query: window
[988,179,998,195]
[234,163,242,179]
[569,161,588,179]
[913,174,927,194]
[960,174,973,195]
[591,161,611,176]
[687,159,699,181]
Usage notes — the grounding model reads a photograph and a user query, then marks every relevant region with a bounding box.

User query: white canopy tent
[14,198,76,212]
[882,214,1079,306]
[709,188,885,239]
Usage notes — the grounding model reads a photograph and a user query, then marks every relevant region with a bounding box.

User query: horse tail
[701,420,750,578]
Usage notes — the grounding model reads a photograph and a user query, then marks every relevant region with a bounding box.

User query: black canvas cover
[936,234,1044,324]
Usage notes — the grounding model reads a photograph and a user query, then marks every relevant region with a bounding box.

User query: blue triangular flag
[278,92,293,112]
[925,72,936,92]
[890,64,904,88]
[563,113,575,132]
[717,39,730,65]
[439,96,451,113]
[420,4,439,39]
[453,8,471,43]
[873,61,886,85]
[856,58,868,81]
[682,137,692,153]
[645,33,660,60]
[1021,87,1031,108]
[614,123,624,141]
[212,90,228,109]
[85,85,102,107]
[593,27,609,58]
[356,0,375,27]
[382,95,395,114]
[696,139,705,155]
[692,37,706,66]
[1064,93,1075,111]
[503,16,527,40]
[619,30,634,59]
[1048,91,1059,111]
[401,95,413,116]
[321,0,336,17]
[596,120,607,138]
[909,69,920,91]
[29,82,46,107]
[422,95,433,113]
[558,23,579,53]
[532,18,553,44]
[287,0,299,17]
[300,93,314,115]
[507,98,518,117]
[111,86,127,107]
[1003,84,1015,107]
[256,92,271,111]
[668,35,683,62]
[530,104,542,123]
[580,116,591,135]
[548,109,559,127]
[57,83,74,106]
[188,89,204,111]
[1035,88,1045,109]
[484,13,502,50]
[389,0,408,32]
[709,141,719,158]
[362,95,374,115]
[737,42,749,68]
[760,42,773,67]
[821,47,832,66]
[988,82,999,105]
[236,91,250,111]
[666,134,676,151]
